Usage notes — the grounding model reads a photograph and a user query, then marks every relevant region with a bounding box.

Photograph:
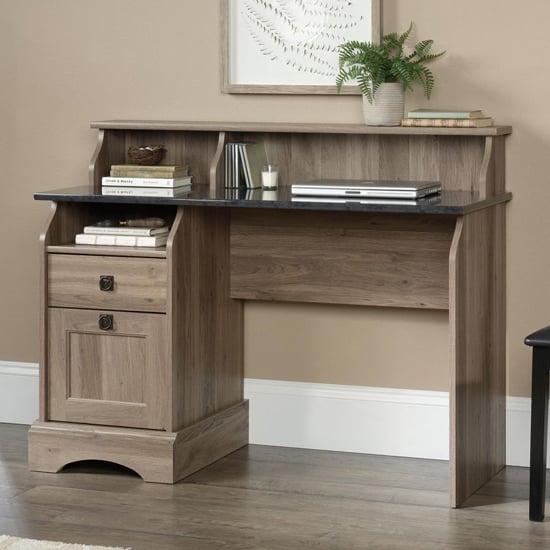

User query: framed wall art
[221,0,381,94]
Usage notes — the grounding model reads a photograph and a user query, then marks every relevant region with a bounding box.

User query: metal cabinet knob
[99,314,114,331]
[99,275,114,291]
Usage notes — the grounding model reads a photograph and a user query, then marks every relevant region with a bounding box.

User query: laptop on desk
[291,179,441,199]
[291,194,442,206]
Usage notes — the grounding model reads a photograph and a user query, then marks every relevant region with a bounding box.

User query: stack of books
[75,220,171,248]
[101,164,192,197]
[224,142,268,189]
[401,109,493,128]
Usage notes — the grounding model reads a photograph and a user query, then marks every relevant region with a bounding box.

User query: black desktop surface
[34,184,512,215]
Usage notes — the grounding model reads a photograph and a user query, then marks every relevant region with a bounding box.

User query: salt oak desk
[30,121,512,509]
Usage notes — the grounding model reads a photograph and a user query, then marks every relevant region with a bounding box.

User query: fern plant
[336,23,445,103]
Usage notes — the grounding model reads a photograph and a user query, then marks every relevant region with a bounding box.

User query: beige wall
[1,0,547,397]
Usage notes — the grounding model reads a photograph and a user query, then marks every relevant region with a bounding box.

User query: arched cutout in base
[58,459,142,479]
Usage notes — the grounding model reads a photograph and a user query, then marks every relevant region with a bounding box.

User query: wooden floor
[1,423,550,549]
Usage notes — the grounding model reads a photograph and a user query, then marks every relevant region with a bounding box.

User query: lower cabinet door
[48,308,168,430]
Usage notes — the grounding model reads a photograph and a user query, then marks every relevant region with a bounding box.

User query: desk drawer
[48,254,167,312]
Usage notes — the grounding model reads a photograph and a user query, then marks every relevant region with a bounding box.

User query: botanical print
[229,0,373,87]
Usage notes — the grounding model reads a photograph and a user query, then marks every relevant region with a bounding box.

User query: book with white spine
[101,185,191,197]
[101,176,192,188]
[83,225,170,236]
[75,233,168,247]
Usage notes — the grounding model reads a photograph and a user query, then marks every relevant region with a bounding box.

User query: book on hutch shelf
[240,142,268,189]
[401,117,493,128]
[224,142,268,189]
[101,185,191,197]
[83,224,170,236]
[407,109,485,119]
[75,233,169,247]
[110,164,189,178]
[102,175,192,188]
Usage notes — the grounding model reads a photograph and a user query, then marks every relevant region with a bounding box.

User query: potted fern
[336,23,445,126]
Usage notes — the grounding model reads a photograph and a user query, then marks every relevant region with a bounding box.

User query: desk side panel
[39,202,102,420]
[38,203,58,421]
[169,206,244,430]
[231,210,455,310]
[449,205,506,507]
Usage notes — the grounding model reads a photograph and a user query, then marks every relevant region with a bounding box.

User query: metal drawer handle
[99,275,114,292]
[99,314,114,331]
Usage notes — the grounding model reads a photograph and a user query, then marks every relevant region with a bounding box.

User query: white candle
[261,165,279,190]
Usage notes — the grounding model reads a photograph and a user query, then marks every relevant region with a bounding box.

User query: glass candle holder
[261,164,279,190]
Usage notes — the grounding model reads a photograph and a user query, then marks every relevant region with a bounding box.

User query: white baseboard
[245,379,450,460]
[0,361,39,425]
[0,361,539,467]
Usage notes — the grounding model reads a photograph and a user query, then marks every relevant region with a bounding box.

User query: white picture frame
[221,0,381,94]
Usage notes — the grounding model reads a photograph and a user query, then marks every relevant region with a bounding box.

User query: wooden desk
[30,121,512,508]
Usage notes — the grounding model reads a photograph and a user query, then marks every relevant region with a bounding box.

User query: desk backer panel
[231,209,456,310]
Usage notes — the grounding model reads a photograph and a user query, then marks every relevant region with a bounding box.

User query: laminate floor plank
[1,423,549,549]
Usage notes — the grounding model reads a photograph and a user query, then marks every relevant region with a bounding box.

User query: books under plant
[401,118,493,128]
[407,109,484,119]
[101,185,191,197]
[75,233,168,247]
[102,175,192,188]
[110,164,189,178]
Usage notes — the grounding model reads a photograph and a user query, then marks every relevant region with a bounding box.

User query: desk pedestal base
[28,400,249,483]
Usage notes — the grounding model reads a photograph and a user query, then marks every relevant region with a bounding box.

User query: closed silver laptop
[291,179,441,199]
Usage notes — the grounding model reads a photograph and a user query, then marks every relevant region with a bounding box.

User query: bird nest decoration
[127,145,167,165]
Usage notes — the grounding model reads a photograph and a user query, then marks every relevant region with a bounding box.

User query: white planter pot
[362,83,405,126]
